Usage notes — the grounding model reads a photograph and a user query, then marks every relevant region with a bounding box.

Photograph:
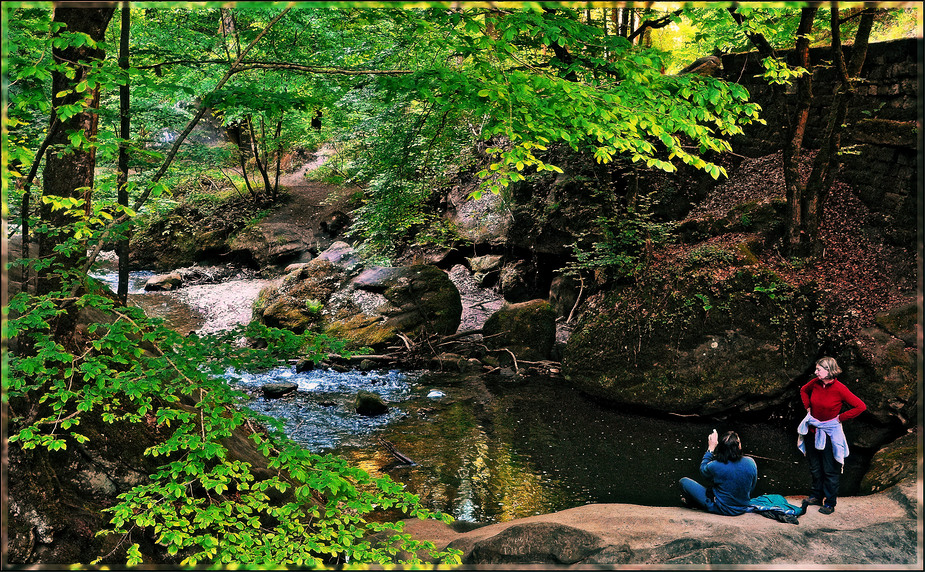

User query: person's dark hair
[714,431,743,463]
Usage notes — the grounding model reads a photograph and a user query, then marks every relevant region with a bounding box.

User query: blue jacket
[700,451,758,516]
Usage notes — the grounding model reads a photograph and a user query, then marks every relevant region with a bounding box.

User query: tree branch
[77,6,293,291]
[727,6,777,57]
[627,9,682,43]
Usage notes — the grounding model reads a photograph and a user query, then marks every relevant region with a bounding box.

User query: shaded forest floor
[671,151,916,344]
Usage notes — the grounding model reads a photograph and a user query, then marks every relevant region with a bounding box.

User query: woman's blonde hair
[816,356,842,378]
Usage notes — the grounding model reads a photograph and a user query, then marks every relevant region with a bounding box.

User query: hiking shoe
[818,505,835,515]
[805,496,822,506]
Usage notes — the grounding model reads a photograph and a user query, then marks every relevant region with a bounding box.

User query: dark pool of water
[225,367,869,524]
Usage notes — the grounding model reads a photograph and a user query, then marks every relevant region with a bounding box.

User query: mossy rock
[483,299,557,361]
[258,298,319,333]
[324,314,397,350]
[859,431,917,494]
[562,268,819,416]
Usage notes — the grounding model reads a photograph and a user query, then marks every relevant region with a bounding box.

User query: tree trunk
[731,4,872,259]
[782,7,817,255]
[804,7,875,257]
[246,115,273,198]
[273,116,283,200]
[39,4,115,297]
[117,2,131,304]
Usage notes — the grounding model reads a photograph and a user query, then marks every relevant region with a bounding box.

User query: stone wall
[721,38,920,247]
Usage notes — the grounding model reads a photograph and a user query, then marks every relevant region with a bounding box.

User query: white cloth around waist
[797,413,849,466]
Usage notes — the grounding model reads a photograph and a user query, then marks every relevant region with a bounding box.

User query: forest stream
[91,260,870,525]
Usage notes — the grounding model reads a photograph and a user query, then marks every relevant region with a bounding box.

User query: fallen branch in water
[378,437,416,466]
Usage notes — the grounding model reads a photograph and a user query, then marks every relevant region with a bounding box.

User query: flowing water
[92,261,868,524]
[91,254,276,334]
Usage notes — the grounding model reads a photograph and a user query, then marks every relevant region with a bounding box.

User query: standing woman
[799,356,866,515]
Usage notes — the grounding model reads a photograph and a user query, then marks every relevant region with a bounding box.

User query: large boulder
[446,186,510,246]
[253,256,350,334]
[143,272,182,291]
[253,244,462,349]
[326,264,463,346]
[562,268,819,417]
[483,299,557,361]
[406,478,918,566]
[228,223,313,268]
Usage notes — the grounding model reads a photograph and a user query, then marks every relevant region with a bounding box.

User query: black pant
[806,438,841,507]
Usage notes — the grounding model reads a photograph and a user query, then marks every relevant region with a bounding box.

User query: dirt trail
[264,145,357,233]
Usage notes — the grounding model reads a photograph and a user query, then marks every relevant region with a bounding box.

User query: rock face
[483,299,557,361]
[253,242,462,349]
[844,303,918,431]
[859,430,918,494]
[446,186,510,246]
[562,268,819,417]
[404,478,918,566]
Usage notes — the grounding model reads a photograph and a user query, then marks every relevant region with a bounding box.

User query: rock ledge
[404,478,918,566]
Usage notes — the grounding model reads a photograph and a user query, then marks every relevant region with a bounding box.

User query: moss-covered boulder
[562,267,819,416]
[253,245,461,349]
[335,264,463,341]
[838,304,918,431]
[253,256,349,334]
[859,431,917,494]
[483,299,557,361]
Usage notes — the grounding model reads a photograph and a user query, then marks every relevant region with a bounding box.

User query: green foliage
[7,274,461,566]
[563,192,675,282]
[6,209,460,566]
[348,179,433,261]
[416,218,467,250]
[753,279,791,302]
[426,6,762,196]
[304,298,324,316]
[688,245,735,267]
[760,56,809,86]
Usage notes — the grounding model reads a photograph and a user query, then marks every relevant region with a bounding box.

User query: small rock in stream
[261,382,298,399]
[355,390,389,416]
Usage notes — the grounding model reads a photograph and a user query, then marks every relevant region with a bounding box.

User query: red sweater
[800,377,867,423]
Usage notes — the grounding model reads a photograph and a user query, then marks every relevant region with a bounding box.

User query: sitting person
[679,429,757,516]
